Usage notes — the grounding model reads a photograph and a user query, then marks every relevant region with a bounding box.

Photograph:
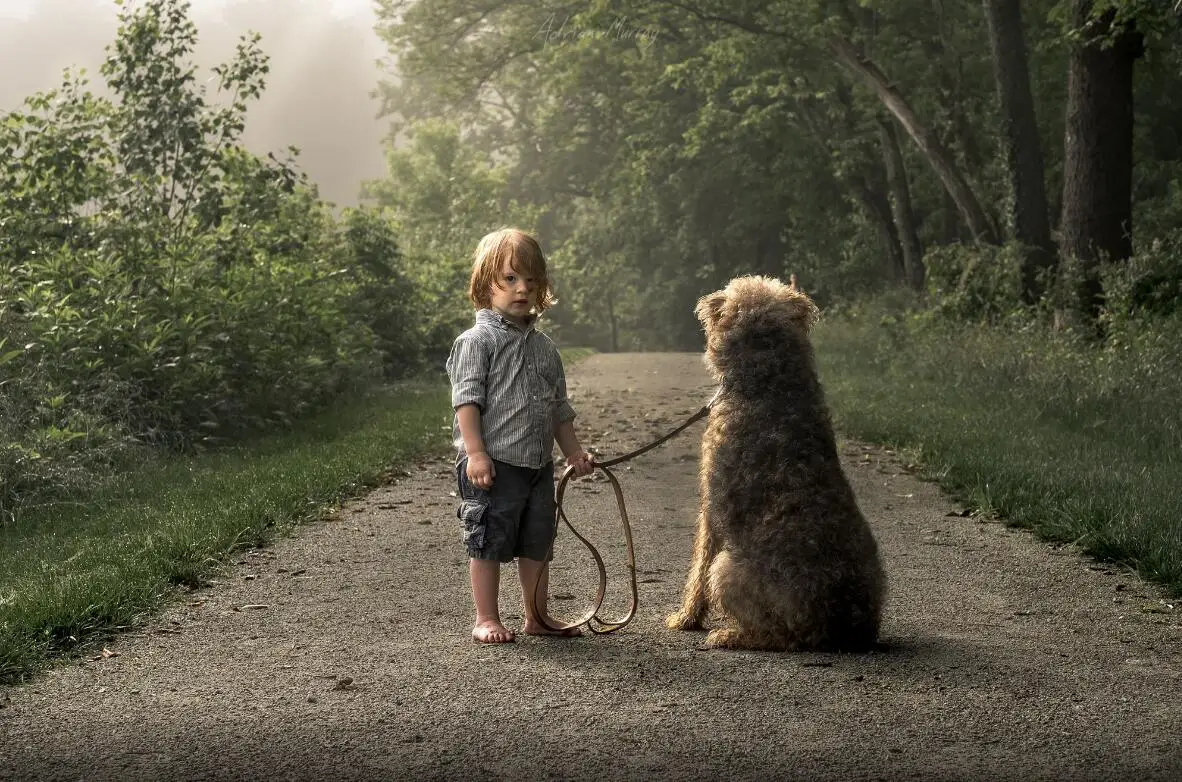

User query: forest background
[1,0,1179,679]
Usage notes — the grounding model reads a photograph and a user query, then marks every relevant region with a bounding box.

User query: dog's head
[694,275,820,378]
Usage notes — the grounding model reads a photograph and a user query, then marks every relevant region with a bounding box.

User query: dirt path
[1,353,1179,781]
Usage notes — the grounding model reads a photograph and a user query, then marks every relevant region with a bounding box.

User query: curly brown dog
[666,275,887,651]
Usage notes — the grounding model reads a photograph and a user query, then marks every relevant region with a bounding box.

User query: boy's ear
[694,290,727,329]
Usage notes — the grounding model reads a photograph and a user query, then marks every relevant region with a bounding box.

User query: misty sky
[0,0,393,206]
[0,0,373,19]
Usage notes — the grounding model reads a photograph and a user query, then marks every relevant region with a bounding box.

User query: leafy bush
[922,241,1026,322]
[339,205,429,378]
[1103,229,1182,325]
[0,0,434,517]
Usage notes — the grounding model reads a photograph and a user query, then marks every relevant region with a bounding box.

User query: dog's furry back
[696,275,886,651]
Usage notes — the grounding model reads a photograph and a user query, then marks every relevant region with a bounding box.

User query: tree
[983,0,1056,303]
[827,34,999,244]
[878,118,924,290]
[1058,0,1145,320]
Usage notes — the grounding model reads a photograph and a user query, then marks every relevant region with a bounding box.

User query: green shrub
[922,242,1025,322]
[0,0,441,516]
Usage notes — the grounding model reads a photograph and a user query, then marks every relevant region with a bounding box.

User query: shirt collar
[476,308,536,332]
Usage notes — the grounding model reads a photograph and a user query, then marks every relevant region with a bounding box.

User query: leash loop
[534,388,719,635]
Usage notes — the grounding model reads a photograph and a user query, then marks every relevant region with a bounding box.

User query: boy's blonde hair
[468,228,557,312]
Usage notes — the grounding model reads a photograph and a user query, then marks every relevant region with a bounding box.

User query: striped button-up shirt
[445,308,577,469]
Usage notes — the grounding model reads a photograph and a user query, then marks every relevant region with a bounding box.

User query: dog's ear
[694,290,727,329]
[780,288,820,334]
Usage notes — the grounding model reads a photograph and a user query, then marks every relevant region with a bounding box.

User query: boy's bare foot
[472,620,515,644]
[521,618,583,637]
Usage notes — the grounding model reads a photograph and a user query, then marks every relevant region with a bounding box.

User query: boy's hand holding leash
[564,450,595,478]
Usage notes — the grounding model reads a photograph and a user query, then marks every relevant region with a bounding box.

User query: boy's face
[489,258,536,324]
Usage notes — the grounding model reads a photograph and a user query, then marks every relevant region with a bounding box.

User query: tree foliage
[0,0,421,517]
[370,0,1182,346]
[6,0,1182,515]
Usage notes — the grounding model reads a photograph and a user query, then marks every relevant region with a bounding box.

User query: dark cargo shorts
[455,456,557,563]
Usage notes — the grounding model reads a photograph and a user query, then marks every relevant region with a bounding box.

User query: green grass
[0,380,453,684]
[0,347,596,684]
[561,347,597,366]
[813,306,1182,598]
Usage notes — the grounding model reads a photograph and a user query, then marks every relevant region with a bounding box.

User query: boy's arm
[456,403,487,456]
[553,360,593,476]
[457,404,495,488]
[447,334,495,488]
[554,418,594,477]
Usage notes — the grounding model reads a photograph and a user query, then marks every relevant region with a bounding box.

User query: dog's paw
[665,610,704,632]
[705,628,772,649]
[703,628,743,649]
[704,628,785,651]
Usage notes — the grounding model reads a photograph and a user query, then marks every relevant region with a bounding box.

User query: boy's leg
[517,461,581,637]
[518,557,580,636]
[457,457,518,643]
[470,558,514,643]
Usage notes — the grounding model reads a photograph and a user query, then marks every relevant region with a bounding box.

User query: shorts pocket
[457,499,489,550]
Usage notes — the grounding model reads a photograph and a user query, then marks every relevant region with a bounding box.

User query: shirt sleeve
[446,333,489,411]
[552,357,576,425]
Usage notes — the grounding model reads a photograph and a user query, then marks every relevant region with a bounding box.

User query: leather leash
[534,387,720,635]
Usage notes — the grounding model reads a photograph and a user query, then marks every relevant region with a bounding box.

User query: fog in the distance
[0,0,394,206]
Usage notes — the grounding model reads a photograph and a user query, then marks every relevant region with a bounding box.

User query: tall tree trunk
[1059,1,1144,320]
[753,231,785,279]
[931,0,986,174]
[939,191,961,243]
[536,209,556,251]
[853,174,907,284]
[878,118,925,290]
[605,289,619,353]
[983,0,1056,303]
[830,35,999,244]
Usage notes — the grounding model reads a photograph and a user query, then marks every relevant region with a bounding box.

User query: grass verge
[560,347,597,366]
[813,306,1182,599]
[0,380,452,684]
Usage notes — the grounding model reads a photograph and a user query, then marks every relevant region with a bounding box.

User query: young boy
[445,228,595,644]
